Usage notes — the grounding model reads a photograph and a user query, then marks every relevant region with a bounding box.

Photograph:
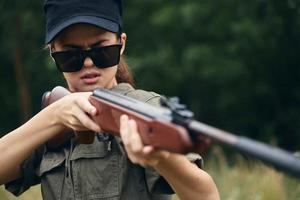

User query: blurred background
[0,0,300,199]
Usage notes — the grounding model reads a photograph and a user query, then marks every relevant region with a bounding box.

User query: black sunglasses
[51,44,122,72]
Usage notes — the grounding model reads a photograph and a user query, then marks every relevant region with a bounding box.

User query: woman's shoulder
[111,83,161,107]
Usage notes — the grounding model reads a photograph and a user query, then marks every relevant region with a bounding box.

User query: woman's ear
[48,43,56,53]
[120,33,127,55]
[47,44,55,60]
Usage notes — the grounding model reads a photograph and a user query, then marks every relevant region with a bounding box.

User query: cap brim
[45,16,119,44]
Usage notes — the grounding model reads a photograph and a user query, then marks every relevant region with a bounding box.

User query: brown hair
[116,55,135,86]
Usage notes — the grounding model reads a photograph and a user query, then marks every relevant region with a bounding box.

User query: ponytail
[116,55,135,86]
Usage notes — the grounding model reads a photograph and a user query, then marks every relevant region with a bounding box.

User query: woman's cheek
[63,73,80,92]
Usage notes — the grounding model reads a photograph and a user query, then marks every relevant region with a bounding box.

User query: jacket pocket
[70,138,121,200]
[38,152,66,176]
[37,151,66,200]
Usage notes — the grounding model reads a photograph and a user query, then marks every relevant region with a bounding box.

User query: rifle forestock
[90,88,194,153]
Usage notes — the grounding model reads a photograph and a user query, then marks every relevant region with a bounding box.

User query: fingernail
[91,107,97,115]
[121,115,128,121]
[129,119,134,123]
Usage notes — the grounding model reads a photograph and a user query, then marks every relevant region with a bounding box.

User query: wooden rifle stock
[42,86,300,179]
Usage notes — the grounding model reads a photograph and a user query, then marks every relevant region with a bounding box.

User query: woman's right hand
[49,92,101,133]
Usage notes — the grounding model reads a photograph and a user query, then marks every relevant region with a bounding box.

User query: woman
[2,0,220,199]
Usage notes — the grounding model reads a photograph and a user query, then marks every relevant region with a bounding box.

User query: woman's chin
[70,85,100,92]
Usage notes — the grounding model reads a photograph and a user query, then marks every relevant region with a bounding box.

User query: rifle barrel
[189,120,300,179]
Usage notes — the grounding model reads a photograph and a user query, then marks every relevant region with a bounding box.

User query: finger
[120,116,141,163]
[120,115,130,145]
[75,94,97,116]
[142,145,155,154]
[75,108,101,132]
[143,145,154,156]
[65,105,99,131]
[128,119,143,153]
[142,146,170,162]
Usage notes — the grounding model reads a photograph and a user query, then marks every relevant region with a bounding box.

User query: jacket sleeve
[145,167,174,195]
[145,152,203,195]
[5,145,45,196]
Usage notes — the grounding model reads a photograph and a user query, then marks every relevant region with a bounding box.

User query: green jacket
[6,83,202,200]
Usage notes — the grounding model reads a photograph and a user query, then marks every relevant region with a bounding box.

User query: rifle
[43,86,300,179]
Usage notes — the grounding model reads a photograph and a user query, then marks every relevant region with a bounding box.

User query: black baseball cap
[44,0,123,44]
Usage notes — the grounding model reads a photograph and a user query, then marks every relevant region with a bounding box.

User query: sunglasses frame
[51,44,123,72]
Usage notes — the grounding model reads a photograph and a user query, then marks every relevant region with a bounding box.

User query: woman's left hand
[119,115,220,200]
[119,115,170,167]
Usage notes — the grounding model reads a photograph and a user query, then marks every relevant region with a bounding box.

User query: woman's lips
[81,73,101,84]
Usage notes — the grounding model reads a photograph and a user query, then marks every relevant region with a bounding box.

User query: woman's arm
[151,153,219,200]
[0,92,100,185]
[119,115,220,200]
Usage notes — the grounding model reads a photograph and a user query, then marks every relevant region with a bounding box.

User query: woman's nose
[83,57,94,68]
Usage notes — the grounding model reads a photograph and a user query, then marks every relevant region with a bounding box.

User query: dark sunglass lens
[52,51,83,72]
[92,45,121,68]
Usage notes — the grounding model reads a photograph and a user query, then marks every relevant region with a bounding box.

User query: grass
[0,185,41,200]
[1,146,299,200]
[204,146,300,200]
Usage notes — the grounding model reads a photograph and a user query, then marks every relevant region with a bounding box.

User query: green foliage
[0,0,65,132]
[0,0,300,151]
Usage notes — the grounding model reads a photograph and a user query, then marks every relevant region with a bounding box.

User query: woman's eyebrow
[91,40,106,47]
[62,40,106,49]
[62,44,82,49]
